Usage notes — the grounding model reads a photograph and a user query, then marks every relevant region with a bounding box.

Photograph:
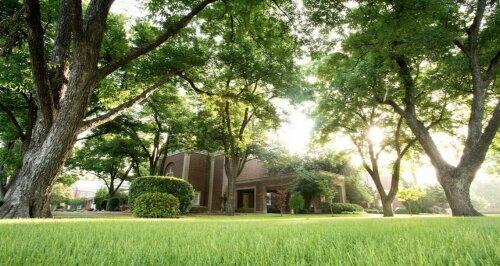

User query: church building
[162,151,347,213]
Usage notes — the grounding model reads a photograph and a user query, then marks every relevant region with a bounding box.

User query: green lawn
[1,214,499,265]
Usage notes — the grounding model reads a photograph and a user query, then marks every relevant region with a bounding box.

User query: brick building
[162,151,347,213]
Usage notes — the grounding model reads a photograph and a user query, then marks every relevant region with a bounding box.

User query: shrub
[94,188,108,211]
[289,193,305,214]
[94,188,128,211]
[50,183,73,205]
[189,206,208,213]
[364,208,382,214]
[395,207,409,214]
[129,176,194,213]
[325,203,364,214]
[108,197,121,211]
[132,192,180,218]
[236,207,254,213]
[345,175,374,207]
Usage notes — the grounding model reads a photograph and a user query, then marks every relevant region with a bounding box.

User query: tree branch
[50,0,73,110]
[24,0,55,127]
[178,73,214,95]
[79,72,175,132]
[0,102,24,139]
[97,0,217,80]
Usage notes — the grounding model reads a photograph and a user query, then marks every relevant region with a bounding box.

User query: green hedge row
[322,203,364,214]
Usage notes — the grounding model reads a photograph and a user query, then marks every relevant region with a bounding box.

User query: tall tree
[306,0,499,216]
[313,54,426,216]
[178,1,302,215]
[68,135,140,211]
[0,0,219,218]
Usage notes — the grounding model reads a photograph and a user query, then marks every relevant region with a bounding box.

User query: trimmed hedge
[132,192,180,218]
[323,203,364,214]
[129,176,194,213]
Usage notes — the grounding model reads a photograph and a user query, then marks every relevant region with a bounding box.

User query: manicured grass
[1,214,499,265]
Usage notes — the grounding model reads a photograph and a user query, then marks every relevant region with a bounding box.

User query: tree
[305,0,499,216]
[259,148,353,210]
[313,54,423,217]
[397,187,427,215]
[182,1,301,215]
[68,135,140,211]
[344,175,374,208]
[274,189,288,216]
[289,193,304,214]
[85,88,196,176]
[0,0,221,218]
[49,183,72,208]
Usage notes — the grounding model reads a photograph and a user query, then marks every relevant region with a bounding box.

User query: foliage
[1,216,499,264]
[49,184,73,205]
[471,178,500,209]
[259,147,355,176]
[292,171,341,210]
[56,173,78,186]
[94,188,108,211]
[189,206,208,214]
[67,198,86,207]
[132,192,179,218]
[273,190,289,216]
[306,0,499,216]
[471,195,491,211]
[235,207,254,213]
[404,186,449,214]
[344,175,374,208]
[397,187,427,215]
[68,134,139,211]
[326,203,364,214]
[289,193,305,214]
[397,188,427,203]
[94,188,128,211]
[129,176,194,213]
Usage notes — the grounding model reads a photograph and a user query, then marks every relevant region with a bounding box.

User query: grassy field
[1,214,499,265]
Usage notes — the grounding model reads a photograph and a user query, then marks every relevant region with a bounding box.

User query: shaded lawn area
[1,214,498,265]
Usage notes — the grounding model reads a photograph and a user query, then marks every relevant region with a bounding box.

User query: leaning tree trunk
[0,62,94,218]
[440,174,481,216]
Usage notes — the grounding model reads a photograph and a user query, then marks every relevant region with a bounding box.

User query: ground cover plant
[0,215,498,265]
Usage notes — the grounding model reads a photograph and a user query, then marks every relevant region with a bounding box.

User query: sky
[107,1,498,190]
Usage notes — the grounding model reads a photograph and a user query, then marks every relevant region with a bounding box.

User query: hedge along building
[162,151,347,213]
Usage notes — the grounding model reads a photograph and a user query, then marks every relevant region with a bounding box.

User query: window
[192,191,201,206]
[165,163,175,176]
[266,192,272,206]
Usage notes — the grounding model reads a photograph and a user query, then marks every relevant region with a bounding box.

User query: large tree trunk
[0,123,79,218]
[381,198,394,217]
[0,61,93,218]
[440,175,481,216]
[0,0,214,219]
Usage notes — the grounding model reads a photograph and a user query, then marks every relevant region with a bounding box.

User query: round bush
[129,176,194,213]
[132,192,180,218]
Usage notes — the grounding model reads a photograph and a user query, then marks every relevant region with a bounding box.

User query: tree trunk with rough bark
[226,173,235,216]
[384,1,499,216]
[381,198,394,217]
[224,157,239,216]
[440,174,480,216]
[0,0,216,219]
